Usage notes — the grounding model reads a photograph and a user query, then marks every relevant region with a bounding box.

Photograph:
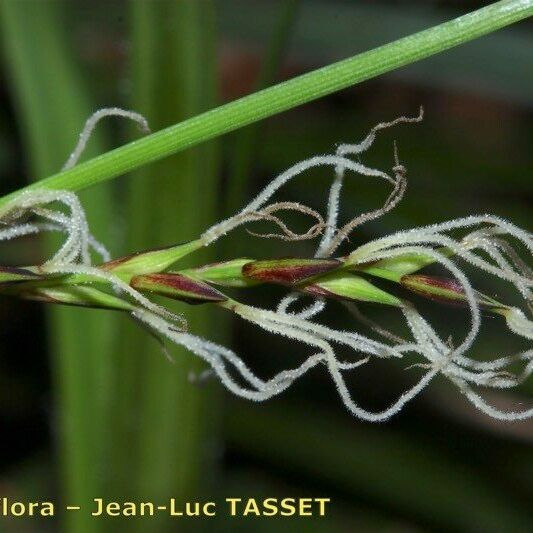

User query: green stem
[0,0,530,207]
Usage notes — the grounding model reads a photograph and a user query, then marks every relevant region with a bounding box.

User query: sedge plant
[0,104,531,422]
[0,0,531,431]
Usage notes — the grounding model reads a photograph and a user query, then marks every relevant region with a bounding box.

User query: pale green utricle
[179,258,259,288]
[349,247,457,280]
[306,272,402,307]
[24,286,134,311]
[101,239,203,276]
[0,266,42,282]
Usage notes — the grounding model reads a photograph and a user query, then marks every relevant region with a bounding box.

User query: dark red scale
[242,259,340,285]
[131,273,226,304]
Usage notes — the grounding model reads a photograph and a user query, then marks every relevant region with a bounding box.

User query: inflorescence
[0,107,531,422]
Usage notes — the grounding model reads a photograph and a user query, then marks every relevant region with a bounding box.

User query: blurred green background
[0,1,531,532]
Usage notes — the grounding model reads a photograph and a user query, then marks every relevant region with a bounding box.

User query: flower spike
[0,108,531,423]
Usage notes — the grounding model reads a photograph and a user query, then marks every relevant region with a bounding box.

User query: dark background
[0,1,531,532]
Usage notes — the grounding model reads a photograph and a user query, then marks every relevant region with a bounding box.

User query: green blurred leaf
[0,2,118,531]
